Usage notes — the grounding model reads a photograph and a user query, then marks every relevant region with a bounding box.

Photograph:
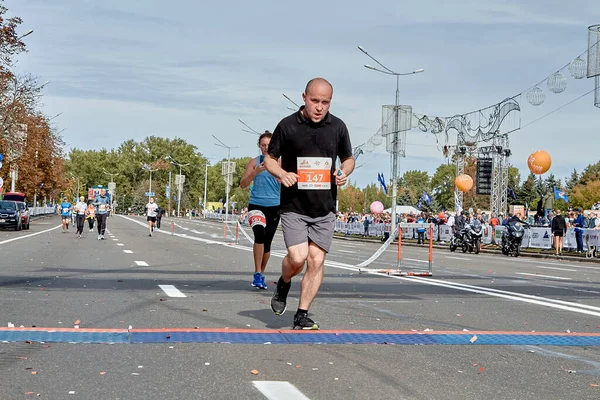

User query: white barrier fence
[335,222,600,251]
[29,206,56,216]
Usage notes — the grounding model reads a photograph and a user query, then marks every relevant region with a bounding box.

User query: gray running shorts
[280,211,336,252]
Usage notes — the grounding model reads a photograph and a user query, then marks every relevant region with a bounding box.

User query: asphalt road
[1,214,600,399]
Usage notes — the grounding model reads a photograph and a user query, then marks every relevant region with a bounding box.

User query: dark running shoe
[270,277,291,315]
[293,312,319,330]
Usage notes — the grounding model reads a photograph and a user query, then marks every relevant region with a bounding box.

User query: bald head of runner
[302,78,333,124]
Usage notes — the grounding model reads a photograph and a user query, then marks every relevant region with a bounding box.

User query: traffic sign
[145,192,155,197]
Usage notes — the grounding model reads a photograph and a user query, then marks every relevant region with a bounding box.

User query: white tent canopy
[382,205,420,215]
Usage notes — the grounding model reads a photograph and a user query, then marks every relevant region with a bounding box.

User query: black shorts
[147,216,157,222]
[248,204,280,251]
[553,230,564,237]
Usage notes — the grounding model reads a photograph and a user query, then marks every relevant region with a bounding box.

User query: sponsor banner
[529,227,553,248]
[438,225,453,242]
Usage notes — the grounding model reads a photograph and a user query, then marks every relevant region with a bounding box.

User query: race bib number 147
[297,157,332,190]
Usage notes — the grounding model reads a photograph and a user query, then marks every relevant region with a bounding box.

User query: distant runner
[145,197,158,237]
[60,196,72,233]
[74,196,88,238]
[94,189,110,240]
[86,203,96,232]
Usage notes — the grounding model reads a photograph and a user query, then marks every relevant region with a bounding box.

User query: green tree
[517,172,537,210]
[398,170,431,206]
[337,183,364,212]
[570,180,600,210]
[579,162,600,186]
[431,163,455,211]
[566,168,579,191]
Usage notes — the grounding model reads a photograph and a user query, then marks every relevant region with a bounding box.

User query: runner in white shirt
[74,196,88,238]
[145,197,159,237]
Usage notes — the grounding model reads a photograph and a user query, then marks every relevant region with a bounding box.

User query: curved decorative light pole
[358,45,424,235]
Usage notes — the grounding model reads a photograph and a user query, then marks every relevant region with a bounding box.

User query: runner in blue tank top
[240,131,281,290]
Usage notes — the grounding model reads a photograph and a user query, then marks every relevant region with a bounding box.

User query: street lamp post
[141,164,158,203]
[103,168,119,212]
[358,45,424,236]
[203,163,208,217]
[212,135,241,221]
[165,156,189,218]
[17,29,33,40]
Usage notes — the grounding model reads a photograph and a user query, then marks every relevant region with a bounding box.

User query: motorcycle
[501,220,526,257]
[450,220,483,254]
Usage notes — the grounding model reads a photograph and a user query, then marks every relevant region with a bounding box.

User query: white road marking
[123,250,133,254]
[516,272,572,280]
[536,266,577,272]
[117,243,124,246]
[404,258,429,263]
[119,215,600,317]
[253,381,310,400]
[134,261,149,266]
[0,225,61,246]
[445,256,471,261]
[337,249,355,254]
[158,284,186,298]
[112,239,118,241]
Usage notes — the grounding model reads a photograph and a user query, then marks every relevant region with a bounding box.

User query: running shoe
[149,233,152,237]
[293,312,319,330]
[97,235,101,240]
[101,235,105,240]
[270,277,291,315]
[251,272,261,288]
[259,274,268,290]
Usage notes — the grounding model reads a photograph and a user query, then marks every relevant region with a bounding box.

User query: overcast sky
[8,0,600,187]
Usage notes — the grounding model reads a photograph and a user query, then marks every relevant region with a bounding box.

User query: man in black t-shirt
[265,77,354,330]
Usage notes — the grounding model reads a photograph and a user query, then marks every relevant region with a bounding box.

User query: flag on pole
[553,187,569,202]
[377,173,388,195]
[508,187,517,200]
[421,191,431,205]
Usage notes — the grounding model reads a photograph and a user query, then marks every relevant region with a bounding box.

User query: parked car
[0,200,22,230]
[15,201,30,230]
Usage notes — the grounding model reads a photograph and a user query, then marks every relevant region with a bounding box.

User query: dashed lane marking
[117,243,124,246]
[134,261,149,266]
[536,265,577,272]
[253,381,310,400]
[445,256,472,261]
[123,250,133,254]
[516,272,572,280]
[158,284,186,298]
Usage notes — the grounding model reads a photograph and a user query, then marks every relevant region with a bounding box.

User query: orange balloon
[527,150,551,175]
[455,174,473,192]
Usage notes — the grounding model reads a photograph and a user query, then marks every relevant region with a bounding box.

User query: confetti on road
[478,366,484,374]
[251,370,259,375]
[470,335,478,343]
